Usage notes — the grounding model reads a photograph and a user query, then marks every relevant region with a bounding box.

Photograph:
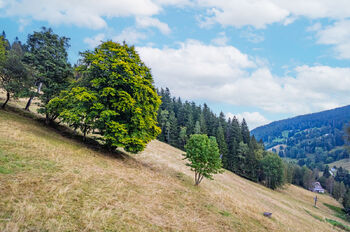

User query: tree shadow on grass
[1,105,129,161]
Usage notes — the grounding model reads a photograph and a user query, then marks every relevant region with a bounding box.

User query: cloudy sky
[1,0,350,129]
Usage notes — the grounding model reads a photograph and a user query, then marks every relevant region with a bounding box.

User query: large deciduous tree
[49,41,161,153]
[23,27,72,120]
[261,152,284,189]
[183,134,223,185]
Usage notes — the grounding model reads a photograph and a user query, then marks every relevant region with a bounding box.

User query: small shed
[309,182,325,193]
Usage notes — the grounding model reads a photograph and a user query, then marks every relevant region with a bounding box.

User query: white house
[310,182,325,194]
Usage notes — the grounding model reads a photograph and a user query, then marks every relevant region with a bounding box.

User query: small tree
[0,40,33,108]
[183,134,223,186]
[261,152,284,189]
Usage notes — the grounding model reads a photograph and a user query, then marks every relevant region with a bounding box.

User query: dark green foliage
[0,37,33,108]
[343,190,350,214]
[241,119,250,144]
[261,152,284,189]
[216,125,228,167]
[48,41,161,153]
[323,165,331,178]
[325,218,350,231]
[333,181,346,201]
[324,203,350,224]
[23,27,72,118]
[183,134,223,185]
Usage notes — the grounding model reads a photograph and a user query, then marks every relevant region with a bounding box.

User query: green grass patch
[219,210,231,217]
[304,209,323,222]
[326,218,350,231]
[323,203,350,223]
[0,149,59,174]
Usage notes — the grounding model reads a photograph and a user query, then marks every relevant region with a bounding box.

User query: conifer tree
[194,120,201,134]
[241,119,250,144]
[323,165,331,178]
[168,111,178,147]
[179,126,188,149]
[199,111,207,134]
[24,27,72,122]
[216,124,228,168]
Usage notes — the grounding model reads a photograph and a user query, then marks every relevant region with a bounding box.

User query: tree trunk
[45,113,50,125]
[2,92,10,109]
[25,82,42,111]
[83,125,87,141]
[194,172,203,186]
[25,96,33,111]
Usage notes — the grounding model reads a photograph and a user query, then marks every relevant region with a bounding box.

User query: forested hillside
[157,88,273,184]
[251,105,350,169]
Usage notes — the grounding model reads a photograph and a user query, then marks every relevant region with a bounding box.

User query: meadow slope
[0,108,349,231]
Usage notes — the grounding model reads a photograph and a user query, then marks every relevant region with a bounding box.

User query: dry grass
[330,159,350,171]
[0,108,349,231]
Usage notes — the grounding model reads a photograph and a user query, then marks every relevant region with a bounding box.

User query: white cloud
[199,0,288,29]
[306,22,322,32]
[226,112,271,129]
[211,32,229,46]
[1,0,161,29]
[0,0,6,8]
[315,20,350,59]
[136,17,171,35]
[137,40,350,116]
[83,33,105,48]
[198,0,350,29]
[154,0,193,7]
[138,39,255,88]
[113,28,147,44]
[240,30,264,43]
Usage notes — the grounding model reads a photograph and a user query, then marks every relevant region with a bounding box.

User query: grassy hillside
[0,108,349,231]
[330,159,350,171]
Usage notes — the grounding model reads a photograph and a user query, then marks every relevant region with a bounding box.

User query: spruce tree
[194,120,201,134]
[24,27,72,122]
[216,124,228,168]
[168,111,178,147]
[241,119,250,144]
[323,165,331,178]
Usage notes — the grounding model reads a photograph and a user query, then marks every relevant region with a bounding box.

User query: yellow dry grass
[0,108,348,231]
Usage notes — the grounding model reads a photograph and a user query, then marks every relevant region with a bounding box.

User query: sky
[1,0,350,129]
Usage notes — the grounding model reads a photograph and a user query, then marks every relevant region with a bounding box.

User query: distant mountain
[251,105,350,169]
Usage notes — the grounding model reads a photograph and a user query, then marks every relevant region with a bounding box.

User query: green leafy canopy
[48,41,161,153]
[183,134,223,185]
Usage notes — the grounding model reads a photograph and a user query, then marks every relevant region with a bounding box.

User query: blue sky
[1,0,350,129]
